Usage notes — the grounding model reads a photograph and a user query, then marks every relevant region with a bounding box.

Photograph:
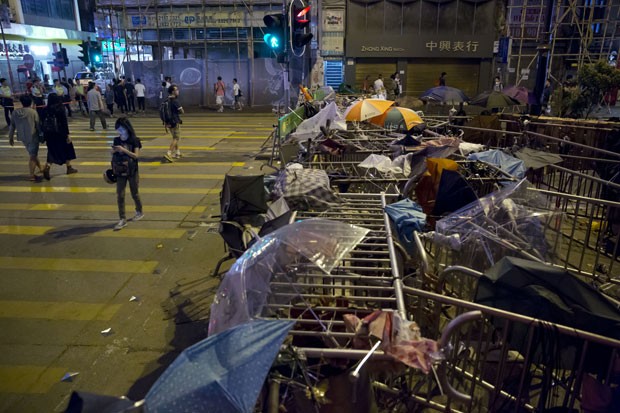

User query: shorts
[234,95,241,103]
[216,95,224,105]
[24,140,39,157]
[170,125,181,140]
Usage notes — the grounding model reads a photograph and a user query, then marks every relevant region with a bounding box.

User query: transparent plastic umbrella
[208,218,370,335]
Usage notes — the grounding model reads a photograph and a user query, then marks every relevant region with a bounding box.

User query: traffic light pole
[282,0,290,113]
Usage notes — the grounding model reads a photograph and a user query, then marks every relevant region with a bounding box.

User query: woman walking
[111,117,143,230]
[42,93,77,180]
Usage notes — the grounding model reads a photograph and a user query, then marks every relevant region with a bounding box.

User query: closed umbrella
[504,86,538,105]
[420,86,469,104]
[344,98,395,122]
[470,91,520,109]
[369,107,424,131]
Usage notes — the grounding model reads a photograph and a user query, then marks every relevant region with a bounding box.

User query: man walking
[125,78,136,113]
[8,94,43,181]
[135,78,146,112]
[0,78,13,127]
[164,84,184,162]
[87,82,107,131]
[214,76,225,112]
[232,78,243,111]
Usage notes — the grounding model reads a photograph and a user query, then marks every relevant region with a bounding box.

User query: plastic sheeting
[290,101,347,142]
[209,219,370,335]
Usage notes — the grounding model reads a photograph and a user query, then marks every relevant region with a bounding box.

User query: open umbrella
[344,98,395,122]
[145,319,294,413]
[470,91,521,109]
[503,85,538,105]
[369,107,424,131]
[208,218,370,335]
[420,86,469,104]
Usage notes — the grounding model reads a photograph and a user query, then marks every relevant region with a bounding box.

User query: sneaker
[114,219,127,231]
[89,128,95,131]
[164,153,175,162]
[173,151,182,158]
[43,165,51,181]
[132,212,144,221]
[66,167,78,175]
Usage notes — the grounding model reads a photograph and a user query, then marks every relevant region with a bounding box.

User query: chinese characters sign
[425,40,479,53]
[126,11,246,29]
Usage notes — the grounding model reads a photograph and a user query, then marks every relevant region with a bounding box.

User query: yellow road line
[0,186,220,195]
[0,203,207,213]
[0,161,245,167]
[0,225,186,239]
[0,172,224,180]
[0,257,158,273]
[0,300,121,321]
[0,366,67,394]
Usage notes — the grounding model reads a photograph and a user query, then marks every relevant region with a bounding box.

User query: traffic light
[78,41,90,66]
[53,51,65,69]
[60,48,69,65]
[90,42,102,65]
[263,13,286,59]
[291,4,312,49]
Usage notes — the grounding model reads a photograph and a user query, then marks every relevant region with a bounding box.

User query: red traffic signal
[291,4,312,49]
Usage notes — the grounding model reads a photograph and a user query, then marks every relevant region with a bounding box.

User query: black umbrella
[470,91,520,109]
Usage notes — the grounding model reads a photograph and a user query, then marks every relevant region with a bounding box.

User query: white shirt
[135,83,146,97]
[374,78,384,93]
[233,83,240,96]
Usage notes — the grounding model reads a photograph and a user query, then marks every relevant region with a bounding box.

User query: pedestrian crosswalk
[0,112,272,408]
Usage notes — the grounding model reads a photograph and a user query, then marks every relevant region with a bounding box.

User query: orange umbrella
[344,98,395,122]
[370,107,424,130]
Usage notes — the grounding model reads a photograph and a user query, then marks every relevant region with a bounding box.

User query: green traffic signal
[263,13,286,52]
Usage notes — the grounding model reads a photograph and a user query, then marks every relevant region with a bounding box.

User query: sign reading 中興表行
[347,35,493,58]
[127,11,246,29]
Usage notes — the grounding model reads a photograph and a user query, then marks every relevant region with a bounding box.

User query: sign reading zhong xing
[348,35,493,58]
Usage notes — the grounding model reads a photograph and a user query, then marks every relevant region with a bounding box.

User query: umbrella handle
[349,340,382,382]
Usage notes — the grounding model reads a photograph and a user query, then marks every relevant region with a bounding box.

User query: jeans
[137,97,145,111]
[116,173,142,220]
[3,104,13,126]
[89,110,107,129]
[127,95,135,112]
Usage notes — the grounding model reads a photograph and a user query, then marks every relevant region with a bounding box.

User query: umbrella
[468,149,526,179]
[504,85,538,105]
[515,147,563,170]
[208,218,370,335]
[369,107,424,131]
[470,91,521,109]
[420,86,469,104]
[145,319,294,413]
[344,98,395,122]
[475,256,620,373]
[272,168,343,210]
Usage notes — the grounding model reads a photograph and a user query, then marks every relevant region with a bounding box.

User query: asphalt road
[0,108,277,412]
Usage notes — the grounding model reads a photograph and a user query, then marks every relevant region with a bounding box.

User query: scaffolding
[507,0,620,86]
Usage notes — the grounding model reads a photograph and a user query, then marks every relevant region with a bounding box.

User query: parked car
[74,71,115,93]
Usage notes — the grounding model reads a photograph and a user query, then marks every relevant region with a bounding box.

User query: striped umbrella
[370,107,424,131]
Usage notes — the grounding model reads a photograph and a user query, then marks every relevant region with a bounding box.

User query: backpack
[238,88,242,97]
[41,111,58,136]
[159,99,173,125]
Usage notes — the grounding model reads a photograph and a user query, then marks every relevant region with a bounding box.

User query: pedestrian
[75,81,88,115]
[493,76,503,92]
[232,78,242,111]
[214,76,225,112]
[105,83,115,117]
[388,73,398,100]
[374,74,386,99]
[111,117,143,231]
[8,94,43,182]
[31,79,45,118]
[542,79,553,108]
[60,77,73,118]
[362,75,371,94]
[164,76,171,90]
[0,78,13,127]
[87,81,107,131]
[438,72,447,86]
[125,78,136,113]
[135,78,146,112]
[41,93,78,180]
[394,72,402,97]
[113,79,127,114]
[163,84,184,162]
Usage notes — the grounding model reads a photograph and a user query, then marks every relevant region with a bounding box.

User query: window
[324,60,343,89]
[21,0,75,20]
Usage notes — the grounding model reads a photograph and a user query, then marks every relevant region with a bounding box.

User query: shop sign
[127,11,246,29]
[348,35,493,58]
[323,10,344,32]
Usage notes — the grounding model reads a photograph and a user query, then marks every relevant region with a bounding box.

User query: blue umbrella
[420,86,469,104]
[145,319,294,413]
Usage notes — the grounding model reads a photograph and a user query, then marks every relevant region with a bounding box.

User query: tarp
[468,149,526,179]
